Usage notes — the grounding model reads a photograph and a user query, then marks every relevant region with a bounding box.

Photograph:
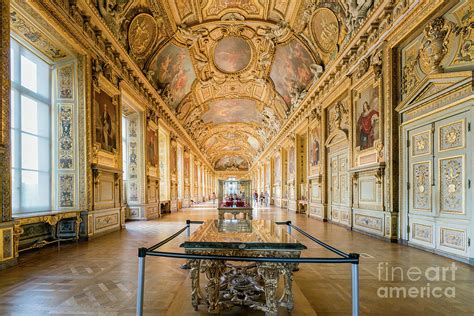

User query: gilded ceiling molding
[249,0,437,173]
[28,0,215,171]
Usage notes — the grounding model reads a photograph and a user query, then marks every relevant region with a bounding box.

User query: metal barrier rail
[136,220,360,316]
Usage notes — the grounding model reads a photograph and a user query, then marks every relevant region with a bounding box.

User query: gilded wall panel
[77,57,88,211]
[400,1,474,100]
[0,228,14,261]
[439,227,466,251]
[354,214,383,232]
[58,104,74,170]
[412,130,431,157]
[55,59,81,212]
[95,212,119,232]
[439,119,465,152]
[1,0,11,224]
[359,177,376,203]
[59,174,74,208]
[412,223,433,243]
[439,156,464,214]
[412,161,431,211]
[57,63,74,100]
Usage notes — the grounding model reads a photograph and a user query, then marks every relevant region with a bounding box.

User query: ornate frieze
[10,10,67,60]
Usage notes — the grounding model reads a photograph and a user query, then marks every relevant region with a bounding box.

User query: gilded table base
[187,250,300,315]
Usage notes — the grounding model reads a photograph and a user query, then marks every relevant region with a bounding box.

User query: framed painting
[274,154,281,185]
[184,152,190,179]
[288,145,296,179]
[309,123,321,175]
[92,74,120,168]
[353,77,383,166]
[147,128,158,168]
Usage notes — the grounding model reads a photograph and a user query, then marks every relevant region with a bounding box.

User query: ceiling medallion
[213,36,252,73]
[128,13,158,57]
[310,8,339,55]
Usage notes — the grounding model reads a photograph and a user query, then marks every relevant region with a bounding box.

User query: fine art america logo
[377,262,457,298]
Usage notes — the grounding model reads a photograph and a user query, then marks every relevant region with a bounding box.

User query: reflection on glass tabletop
[180,219,306,251]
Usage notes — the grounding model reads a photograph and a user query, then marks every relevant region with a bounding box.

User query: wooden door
[328,149,350,226]
[407,111,471,258]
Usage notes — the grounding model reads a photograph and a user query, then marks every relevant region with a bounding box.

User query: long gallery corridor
[0,204,473,315]
[1,0,474,315]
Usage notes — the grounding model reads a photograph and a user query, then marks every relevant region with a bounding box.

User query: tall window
[10,38,51,213]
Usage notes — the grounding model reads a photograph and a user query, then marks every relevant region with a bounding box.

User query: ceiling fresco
[214,156,249,171]
[213,37,252,73]
[148,43,196,109]
[92,0,357,171]
[201,99,261,124]
[270,39,316,105]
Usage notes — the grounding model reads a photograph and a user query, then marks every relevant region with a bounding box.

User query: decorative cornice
[248,0,440,174]
[27,0,215,172]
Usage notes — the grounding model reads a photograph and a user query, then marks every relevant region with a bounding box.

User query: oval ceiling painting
[213,37,252,73]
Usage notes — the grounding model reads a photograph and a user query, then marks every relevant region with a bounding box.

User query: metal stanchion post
[349,253,360,316]
[287,221,292,235]
[186,219,191,238]
[136,248,147,316]
[181,220,192,270]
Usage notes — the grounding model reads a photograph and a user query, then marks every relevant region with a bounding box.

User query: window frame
[10,37,53,214]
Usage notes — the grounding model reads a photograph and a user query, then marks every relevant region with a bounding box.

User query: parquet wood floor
[0,205,473,315]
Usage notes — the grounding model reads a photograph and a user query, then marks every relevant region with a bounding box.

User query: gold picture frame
[352,73,383,166]
[92,74,121,169]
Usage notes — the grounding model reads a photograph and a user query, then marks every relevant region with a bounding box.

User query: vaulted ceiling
[93,0,351,171]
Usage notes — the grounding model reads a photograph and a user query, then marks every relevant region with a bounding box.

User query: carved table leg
[189,259,202,311]
[203,260,226,314]
[279,263,295,311]
[257,262,280,316]
[75,215,82,242]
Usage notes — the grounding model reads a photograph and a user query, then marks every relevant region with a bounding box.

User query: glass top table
[180,219,306,251]
[180,220,306,314]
